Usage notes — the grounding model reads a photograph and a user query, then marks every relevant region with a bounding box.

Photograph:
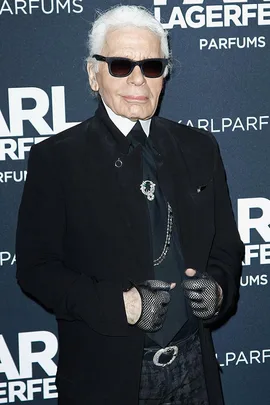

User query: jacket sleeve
[203,136,245,327]
[16,142,130,336]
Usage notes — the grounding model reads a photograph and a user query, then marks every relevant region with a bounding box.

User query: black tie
[127,121,147,147]
[127,122,189,347]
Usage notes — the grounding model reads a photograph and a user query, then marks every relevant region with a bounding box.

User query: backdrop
[0,0,269,403]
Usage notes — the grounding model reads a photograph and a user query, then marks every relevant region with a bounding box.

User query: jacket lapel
[83,105,154,281]
[150,117,207,270]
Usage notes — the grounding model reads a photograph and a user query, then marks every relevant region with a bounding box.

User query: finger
[188,301,207,310]
[160,291,171,304]
[157,307,168,319]
[153,322,163,331]
[146,280,171,291]
[185,268,197,277]
[170,282,176,289]
[193,309,211,319]
[184,290,203,301]
[159,305,169,315]
[182,279,205,291]
[185,269,206,280]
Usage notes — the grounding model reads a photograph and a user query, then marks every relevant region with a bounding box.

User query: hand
[181,268,223,319]
[124,280,175,332]
[123,287,142,325]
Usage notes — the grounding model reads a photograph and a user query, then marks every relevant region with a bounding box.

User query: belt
[143,329,199,367]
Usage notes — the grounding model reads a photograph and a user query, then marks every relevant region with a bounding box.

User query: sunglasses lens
[108,58,166,78]
[142,60,164,78]
[110,59,132,77]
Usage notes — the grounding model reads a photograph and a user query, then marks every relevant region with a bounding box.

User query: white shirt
[102,99,151,137]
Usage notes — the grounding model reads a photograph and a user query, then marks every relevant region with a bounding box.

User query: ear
[87,62,99,92]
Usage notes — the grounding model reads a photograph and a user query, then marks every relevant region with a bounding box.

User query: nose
[127,65,146,86]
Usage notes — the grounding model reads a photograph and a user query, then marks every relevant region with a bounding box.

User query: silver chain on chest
[153,202,173,266]
[140,180,173,266]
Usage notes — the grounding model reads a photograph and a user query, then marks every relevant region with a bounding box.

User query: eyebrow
[107,55,158,60]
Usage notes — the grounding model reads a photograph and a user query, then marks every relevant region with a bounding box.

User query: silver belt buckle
[153,345,178,367]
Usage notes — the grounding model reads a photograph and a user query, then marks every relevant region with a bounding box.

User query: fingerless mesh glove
[134,280,171,332]
[181,272,222,319]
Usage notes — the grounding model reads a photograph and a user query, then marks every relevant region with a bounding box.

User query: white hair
[87,5,171,77]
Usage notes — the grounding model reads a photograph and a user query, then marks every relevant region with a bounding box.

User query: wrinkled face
[87,27,165,121]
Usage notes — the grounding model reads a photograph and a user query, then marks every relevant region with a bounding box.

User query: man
[16,5,244,405]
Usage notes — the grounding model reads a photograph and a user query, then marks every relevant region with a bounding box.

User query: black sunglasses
[92,54,168,78]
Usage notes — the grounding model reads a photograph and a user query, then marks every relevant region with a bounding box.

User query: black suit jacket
[16,105,244,404]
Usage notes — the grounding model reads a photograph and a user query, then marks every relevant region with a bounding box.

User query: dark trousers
[139,330,209,405]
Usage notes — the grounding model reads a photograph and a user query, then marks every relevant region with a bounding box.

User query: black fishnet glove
[182,271,223,319]
[134,280,171,332]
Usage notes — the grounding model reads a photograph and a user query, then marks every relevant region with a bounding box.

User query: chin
[126,105,152,121]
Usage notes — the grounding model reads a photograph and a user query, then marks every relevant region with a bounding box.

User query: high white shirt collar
[102,99,151,137]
